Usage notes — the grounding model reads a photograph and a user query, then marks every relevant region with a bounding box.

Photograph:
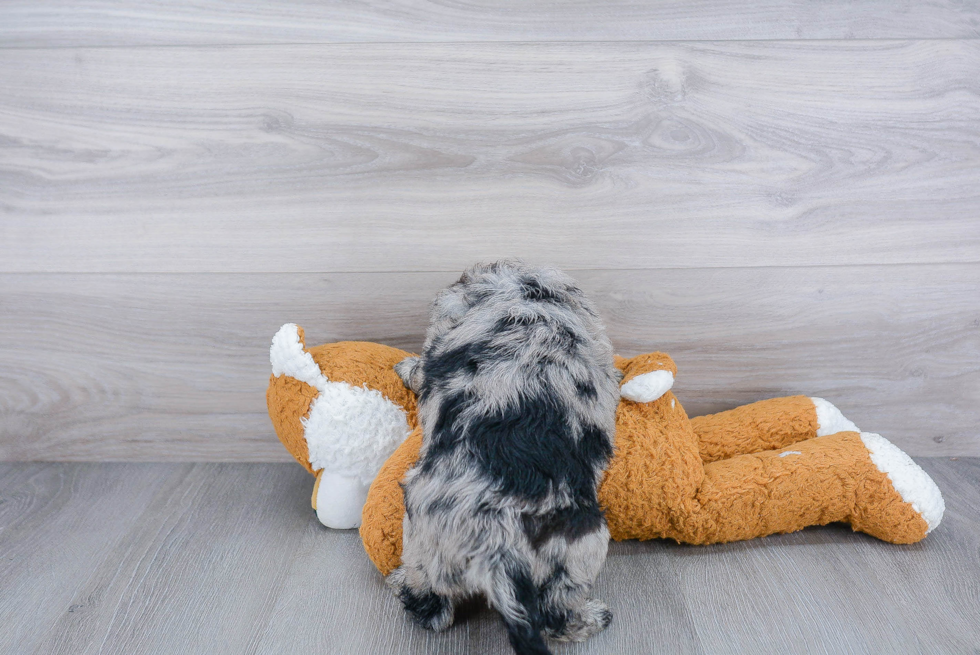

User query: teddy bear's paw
[548,599,612,642]
[811,397,860,436]
[313,471,371,529]
[620,370,673,403]
[860,432,945,534]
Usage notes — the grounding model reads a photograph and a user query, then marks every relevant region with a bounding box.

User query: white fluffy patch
[270,323,327,389]
[621,370,674,403]
[811,397,859,436]
[315,471,372,529]
[860,432,945,533]
[270,321,412,489]
[779,450,802,457]
[303,381,412,485]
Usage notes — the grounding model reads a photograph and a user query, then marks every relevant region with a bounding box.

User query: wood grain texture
[666,456,980,654]
[1,41,978,273]
[28,463,313,655]
[2,264,977,460]
[3,460,976,654]
[0,464,189,654]
[2,0,979,47]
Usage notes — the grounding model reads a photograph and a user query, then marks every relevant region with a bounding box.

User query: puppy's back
[415,262,619,500]
[397,261,619,655]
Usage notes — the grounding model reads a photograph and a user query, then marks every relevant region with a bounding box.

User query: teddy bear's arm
[690,396,861,463]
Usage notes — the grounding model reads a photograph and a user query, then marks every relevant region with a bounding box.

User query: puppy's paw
[551,599,612,642]
[387,567,455,632]
[394,356,422,393]
[594,600,613,630]
[407,592,454,632]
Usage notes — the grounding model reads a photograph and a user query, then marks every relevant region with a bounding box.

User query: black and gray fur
[389,261,620,655]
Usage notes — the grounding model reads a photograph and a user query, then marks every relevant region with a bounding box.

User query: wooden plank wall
[1,2,978,460]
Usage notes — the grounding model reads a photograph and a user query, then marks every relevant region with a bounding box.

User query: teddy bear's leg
[690,396,858,463]
[666,431,943,545]
[311,469,373,530]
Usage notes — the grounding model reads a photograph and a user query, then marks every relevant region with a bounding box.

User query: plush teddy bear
[267,324,944,576]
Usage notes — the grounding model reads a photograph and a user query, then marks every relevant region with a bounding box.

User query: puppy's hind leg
[539,531,612,642]
[544,596,612,642]
[539,560,612,642]
[387,565,455,632]
[485,563,551,655]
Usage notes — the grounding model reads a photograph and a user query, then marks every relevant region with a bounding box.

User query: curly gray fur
[389,261,619,655]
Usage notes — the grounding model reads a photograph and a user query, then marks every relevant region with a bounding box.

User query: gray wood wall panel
[3,460,977,654]
[2,265,977,460]
[0,0,980,47]
[2,1,979,46]
[1,4,977,461]
[2,41,978,273]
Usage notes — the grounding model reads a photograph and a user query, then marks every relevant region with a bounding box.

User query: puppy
[389,261,620,655]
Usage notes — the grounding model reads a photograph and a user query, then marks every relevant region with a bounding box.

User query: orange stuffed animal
[267,324,944,576]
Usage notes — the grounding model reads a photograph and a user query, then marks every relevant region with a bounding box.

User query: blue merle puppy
[390,261,620,655]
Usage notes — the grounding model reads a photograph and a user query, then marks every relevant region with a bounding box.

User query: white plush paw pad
[860,432,945,533]
[621,370,674,403]
[811,397,860,436]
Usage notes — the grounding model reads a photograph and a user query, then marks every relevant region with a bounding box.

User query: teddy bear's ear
[615,352,678,403]
[270,323,325,389]
[621,370,674,403]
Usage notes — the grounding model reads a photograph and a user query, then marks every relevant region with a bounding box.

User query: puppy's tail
[490,567,551,655]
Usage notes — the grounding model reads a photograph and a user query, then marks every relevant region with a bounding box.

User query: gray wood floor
[2,459,977,654]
